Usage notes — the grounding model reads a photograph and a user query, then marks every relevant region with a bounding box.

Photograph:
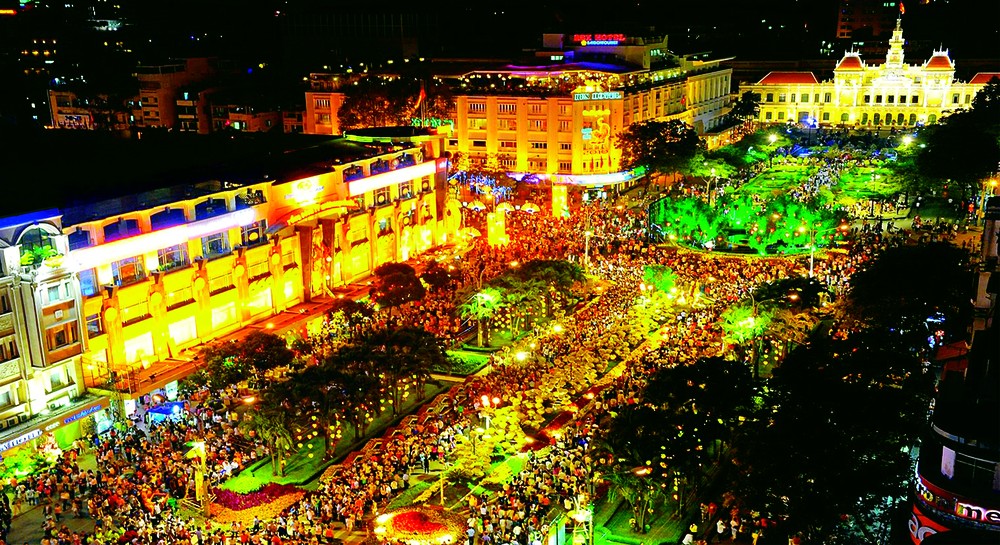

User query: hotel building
[0,128,456,457]
[305,32,734,192]
[740,19,999,128]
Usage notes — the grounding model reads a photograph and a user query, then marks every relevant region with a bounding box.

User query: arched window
[68,228,93,251]
[928,114,937,124]
[195,198,228,221]
[150,208,187,231]
[104,218,141,242]
[908,113,917,125]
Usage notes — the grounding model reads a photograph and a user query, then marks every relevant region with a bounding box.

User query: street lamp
[979,177,998,220]
[799,222,850,277]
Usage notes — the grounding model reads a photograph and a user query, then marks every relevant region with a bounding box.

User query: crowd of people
[5,167,971,545]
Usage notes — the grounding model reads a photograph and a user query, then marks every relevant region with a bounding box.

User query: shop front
[0,397,110,461]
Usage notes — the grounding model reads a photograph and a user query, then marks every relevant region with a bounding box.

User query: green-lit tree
[457,286,504,347]
[642,265,677,293]
[240,394,296,476]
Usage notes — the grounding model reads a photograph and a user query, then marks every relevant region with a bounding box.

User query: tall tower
[884,18,906,73]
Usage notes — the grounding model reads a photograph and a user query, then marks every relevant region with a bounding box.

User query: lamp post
[799,222,850,278]
[979,177,998,221]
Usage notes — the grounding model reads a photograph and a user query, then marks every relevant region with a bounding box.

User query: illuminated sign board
[63,403,105,425]
[916,476,1000,526]
[410,117,454,128]
[572,33,626,46]
[0,429,42,453]
[573,92,623,101]
[909,504,949,545]
[551,166,647,187]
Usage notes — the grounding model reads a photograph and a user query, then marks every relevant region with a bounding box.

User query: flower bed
[374,506,467,544]
[212,483,302,511]
[210,491,304,526]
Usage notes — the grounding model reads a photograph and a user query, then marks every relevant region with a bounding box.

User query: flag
[415,82,427,109]
[899,2,905,15]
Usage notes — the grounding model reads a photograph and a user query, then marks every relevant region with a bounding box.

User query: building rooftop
[969,72,1000,84]
[0,129,398,221]
[925,53,955,70]
[756,71,820,85]
[835,55,865,71]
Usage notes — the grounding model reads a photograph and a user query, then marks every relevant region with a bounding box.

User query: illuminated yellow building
[740,19,1000,128]
[0,129,455,453]
[304,33,733,193]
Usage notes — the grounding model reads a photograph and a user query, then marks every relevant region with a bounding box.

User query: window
[801,94,809,103]
[559,120,572,132]
[314,98,330,109]
[448,139,458,147]
[765,111,773,120]
[79,269,98,297]
[559,105,571,115]
[46,284,68,304]
[559,161,572,172]
[765,93,774,102]
[150,208,187,231]
[500,140,517,149]
[472,140,486,148]
[952,94,960,104]
[822,112,830,121]
[778,94,786,103]
[68,229,92,250]
[0,337,18,362]
[399,181,413,199]
[0,390,10,408]
[529,141,547,150]
[790,94,796,102]
[201,232,231,259]
[0,294,8,314]
[528,104,543,114]
[824,93,831,103]
[528,119,545,131]
[157,244,189,271]
[814,94,820,102]
[777,112,785,120]
[374,186,391,206]
[240,220,268,247]
[497,103,516,114]
[900,95,907,104]
[887,95,895,103]
[195,198,228,220]
[965,94,971,104]
[875,95,882,103]
[560,143,572,151]
[499,157,516,168]
[103,218,141,242]
[112,256,146,286]
[86,314,102,338]
[912,95,919,104]
[46,322,78,352]
[864,95,871,104]
[468,102,485,113]
[48,368,68,391]
[498,118,516,130]
[209,272,234,294]
[468,118,487,130]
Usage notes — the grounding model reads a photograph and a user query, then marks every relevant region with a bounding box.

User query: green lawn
[441,350,491,376]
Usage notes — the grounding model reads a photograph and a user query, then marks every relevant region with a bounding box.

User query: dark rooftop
[0,128,394,221]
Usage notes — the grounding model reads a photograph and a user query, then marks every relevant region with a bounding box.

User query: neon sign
[289,177,325,205]
[63,403,105,425]
[0,429,42,453]
[347,161,438,197]
[573,34,626,46]
[916,476,1000,525]
[574,92,622,101]
[410,117,454,128]
[70,208,257,270]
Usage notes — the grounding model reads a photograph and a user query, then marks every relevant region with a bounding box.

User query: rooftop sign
[573,92,623,101]
[573,34,626,46]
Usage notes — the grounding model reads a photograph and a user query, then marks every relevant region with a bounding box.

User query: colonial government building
[740,19,999,128]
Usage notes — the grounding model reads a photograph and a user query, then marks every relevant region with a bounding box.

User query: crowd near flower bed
[375,507,467,543]
[212,483,302,511]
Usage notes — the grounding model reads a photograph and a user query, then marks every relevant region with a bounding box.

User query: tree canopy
[616,120,704,176]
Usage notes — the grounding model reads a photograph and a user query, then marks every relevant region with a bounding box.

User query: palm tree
[457,286,503,347]
[357,328,444,415]
[241,401,295,477]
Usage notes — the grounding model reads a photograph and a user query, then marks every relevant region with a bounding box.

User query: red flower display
[390,510,448,534]
[212,483,301,511]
